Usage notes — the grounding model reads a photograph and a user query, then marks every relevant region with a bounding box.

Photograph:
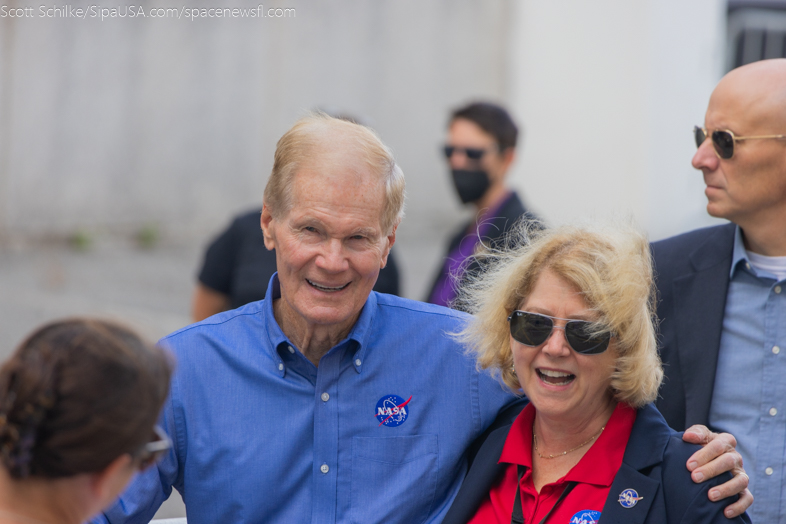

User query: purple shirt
[429,193,513,307]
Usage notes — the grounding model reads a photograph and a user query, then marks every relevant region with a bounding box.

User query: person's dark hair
[450,101,519,151]
[0,319,172,479]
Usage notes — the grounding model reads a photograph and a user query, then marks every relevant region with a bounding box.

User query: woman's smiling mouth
[537,368,576,386]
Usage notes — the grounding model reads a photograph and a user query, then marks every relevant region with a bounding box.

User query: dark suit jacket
[442,403,750,524]
[650,223,736,431]
[426,192,536,306]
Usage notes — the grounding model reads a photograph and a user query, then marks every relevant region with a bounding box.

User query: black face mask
[451,169,491,204]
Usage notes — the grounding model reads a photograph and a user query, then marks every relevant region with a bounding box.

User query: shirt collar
[730,225,750,279]
[499,402,636,487]
[499,402,536,469]
[262,273,376,375]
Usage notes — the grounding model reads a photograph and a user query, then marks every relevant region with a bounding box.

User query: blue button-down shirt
[94,276,517,524]
[709,227,786,524]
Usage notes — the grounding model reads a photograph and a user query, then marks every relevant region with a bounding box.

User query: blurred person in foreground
[652,58,786,523]
[427,101,537,308]
[0,319,172,524]
[443,221,751,523]
[96,114,748,523]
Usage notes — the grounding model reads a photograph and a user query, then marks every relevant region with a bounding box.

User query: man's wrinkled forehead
[288,146,386,220]
[293,126,370,173]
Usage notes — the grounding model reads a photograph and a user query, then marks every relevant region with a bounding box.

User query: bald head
[694,59,786,254]
[711,59,786,132]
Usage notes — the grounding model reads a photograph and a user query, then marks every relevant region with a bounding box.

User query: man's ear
[499,147,516,177]
[260,204,277,251]
[380,222,398,269]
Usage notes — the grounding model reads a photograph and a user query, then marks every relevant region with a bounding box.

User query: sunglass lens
[712,130,734,159]
[465,148,485,160]
[510,312,553,347]
[565,322,610,354]
[443,146,455,159]
[694,126,707,149]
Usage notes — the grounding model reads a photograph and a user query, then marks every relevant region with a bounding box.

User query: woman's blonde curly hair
[454,219,663,408]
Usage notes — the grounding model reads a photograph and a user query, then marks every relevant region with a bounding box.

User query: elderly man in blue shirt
[95,114,750,523]
[652,58,786,523]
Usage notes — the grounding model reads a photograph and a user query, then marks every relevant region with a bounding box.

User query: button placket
[311,346,341,520]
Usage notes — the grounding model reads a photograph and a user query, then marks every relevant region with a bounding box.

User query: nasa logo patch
[569,510,601,524]
[375,394,411,427]
[618,488,643,508]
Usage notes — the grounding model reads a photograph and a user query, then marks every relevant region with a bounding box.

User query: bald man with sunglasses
[652,58,786,522]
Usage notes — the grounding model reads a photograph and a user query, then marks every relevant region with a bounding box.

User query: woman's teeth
[537,369,575,386]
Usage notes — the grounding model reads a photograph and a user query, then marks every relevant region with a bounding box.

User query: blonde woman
[444,222,751,524]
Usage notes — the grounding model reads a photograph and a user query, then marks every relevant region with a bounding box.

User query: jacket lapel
[671,224,734,427]
[441,425,511,524]
[599,404,671,524]
[599,463,660,524]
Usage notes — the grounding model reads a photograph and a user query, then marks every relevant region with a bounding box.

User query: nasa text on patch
[569,509,601,524]
[374,394,411,427]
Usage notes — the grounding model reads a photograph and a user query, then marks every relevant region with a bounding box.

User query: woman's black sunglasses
[693,126,786,160]
[507,311,612,355]
[132,425,172,470]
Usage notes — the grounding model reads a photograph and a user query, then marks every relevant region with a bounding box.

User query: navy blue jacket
[442,403,750,524]
[650,223,736,431]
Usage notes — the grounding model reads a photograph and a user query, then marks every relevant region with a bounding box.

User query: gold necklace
[533,425,605,459]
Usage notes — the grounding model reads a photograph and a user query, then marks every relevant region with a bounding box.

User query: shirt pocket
[350,434,438,524]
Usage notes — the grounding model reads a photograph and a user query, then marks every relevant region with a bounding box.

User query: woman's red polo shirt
[468,402,636,524]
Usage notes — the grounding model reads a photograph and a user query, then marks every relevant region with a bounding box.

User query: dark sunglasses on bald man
[132,425,172,470]
[694,126,786,160]
[507,311,613,355]
[443,145,495,161]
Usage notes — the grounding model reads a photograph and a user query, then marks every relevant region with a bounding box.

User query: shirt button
[320,463,329,474]
[288,345,295,354]
[746,262,751,270]
[774,346,781,355]
[321,392,330,402]
[766,467,774,476]
[355,359,362,367]
[278,363,284,371]
[776,285,782,294]
[770,407,778,416]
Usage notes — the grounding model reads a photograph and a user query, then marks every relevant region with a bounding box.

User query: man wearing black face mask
[426,101,537,308]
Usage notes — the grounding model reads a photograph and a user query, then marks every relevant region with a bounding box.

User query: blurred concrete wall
[507,0,728,241]
[0,0,735,299]
[0,0,510,243]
